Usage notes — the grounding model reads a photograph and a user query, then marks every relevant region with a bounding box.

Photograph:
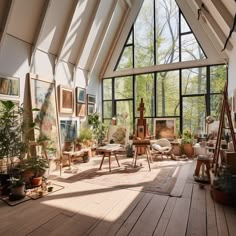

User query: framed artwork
[76,103,86,117]
[87,104,95,115]
[29,74,60,155]
[107,125,130,145]
[60,119,78,144]
[76,87,86,103]
[0,76,19,97]
[154,118,176,139]
[59,85,73,114]
[87,94,96,104]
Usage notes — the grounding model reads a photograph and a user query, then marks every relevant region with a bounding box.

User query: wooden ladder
[212,83,236,173]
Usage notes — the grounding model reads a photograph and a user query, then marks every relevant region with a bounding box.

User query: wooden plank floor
[1,160,236,236]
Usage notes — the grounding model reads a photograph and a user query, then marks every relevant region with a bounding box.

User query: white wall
[0,35,30,104]
[228,43,236,96]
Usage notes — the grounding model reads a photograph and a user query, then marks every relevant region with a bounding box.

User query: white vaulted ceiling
[0,0,235,80]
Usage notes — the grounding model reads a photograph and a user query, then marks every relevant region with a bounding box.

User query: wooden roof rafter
[54,0,79,77]
[29,0,51,71]
[0,0,15,55]
[193,0,233,51]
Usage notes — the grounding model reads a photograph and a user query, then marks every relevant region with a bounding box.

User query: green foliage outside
[103,0,226,136]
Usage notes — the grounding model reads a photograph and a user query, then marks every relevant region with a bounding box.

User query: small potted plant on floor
[211,165,236,205]
[22,155,49,186]
[181,129,194,157]
[8,177,26,200]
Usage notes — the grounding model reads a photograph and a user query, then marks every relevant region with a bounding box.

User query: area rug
[67,157,183,195]
[0,183,64,206]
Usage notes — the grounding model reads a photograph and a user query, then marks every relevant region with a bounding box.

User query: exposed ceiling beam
[54,0,79,76]
[193,0,233,51]
[210,0,234,30]
[75,0,101,69]
[103,0,144,78]
[86,0,119,73]
[104,58,226,79]
[30,0,51,71]
[99,0,132,78]
[0,0,14,55]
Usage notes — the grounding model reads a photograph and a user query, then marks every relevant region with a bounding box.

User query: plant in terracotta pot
[211,165,236,205]
[23,155,49,187]
[181,129,194,157]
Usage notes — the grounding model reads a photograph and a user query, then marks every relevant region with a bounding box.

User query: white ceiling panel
[7,0,46,43]
[78,0,118,70]
[37,0,76,55]
[92,0,130,77]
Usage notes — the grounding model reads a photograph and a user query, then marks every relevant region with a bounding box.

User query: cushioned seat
[151,138,173,159]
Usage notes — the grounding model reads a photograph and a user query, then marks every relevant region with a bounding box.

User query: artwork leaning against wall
[29,74,60,158]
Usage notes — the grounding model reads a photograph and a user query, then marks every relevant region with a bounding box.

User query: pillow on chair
[152,144,170,152]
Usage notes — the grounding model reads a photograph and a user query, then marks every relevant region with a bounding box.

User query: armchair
[150,138,173,159]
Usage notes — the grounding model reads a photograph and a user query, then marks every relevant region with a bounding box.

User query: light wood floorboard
[1,159,236,236]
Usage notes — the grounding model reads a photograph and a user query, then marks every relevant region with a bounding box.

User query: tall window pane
[156,70,180,116]
[103,101,112,118]
[210,94,222,120]
[210,65,226,93]
[134,0,154,68]
[181,14,191,33]
[183,96,206,133]
[116,46,133,70]
[155,0,179,65]
[182,68,206,95]
[103,79,112,100]
[181,34,206,61]
[115,76,133,99]
[135,74,154,117]
[116,100,133,134]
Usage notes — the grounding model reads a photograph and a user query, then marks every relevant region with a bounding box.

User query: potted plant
[8,177,26,200]
[22,155,49,186]
[0,100,27,172]
[211,165,236,205]
[76,127,93,148]
[181,129,194,157]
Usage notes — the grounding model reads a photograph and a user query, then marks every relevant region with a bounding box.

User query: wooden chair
[150,138,173,159]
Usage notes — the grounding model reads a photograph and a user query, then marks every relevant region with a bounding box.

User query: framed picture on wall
[76,87,86,103]
[76,103,86,117]
[58,85,73,114]
[87,94,96,104]
[87,104,95,115]
[0,75,20,98]
[154,118,176,139]
[60,119,78,145]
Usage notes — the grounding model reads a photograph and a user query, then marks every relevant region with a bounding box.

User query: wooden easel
[136,98,147,139]
[212,83,236,173]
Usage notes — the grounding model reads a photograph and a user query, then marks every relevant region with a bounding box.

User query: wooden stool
[194,155,211,180]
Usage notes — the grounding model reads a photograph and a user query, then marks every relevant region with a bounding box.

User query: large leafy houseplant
[88,113,106,145]
[0,100,27,171]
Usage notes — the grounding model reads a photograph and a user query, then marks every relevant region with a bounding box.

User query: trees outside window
[103,0,226,135]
